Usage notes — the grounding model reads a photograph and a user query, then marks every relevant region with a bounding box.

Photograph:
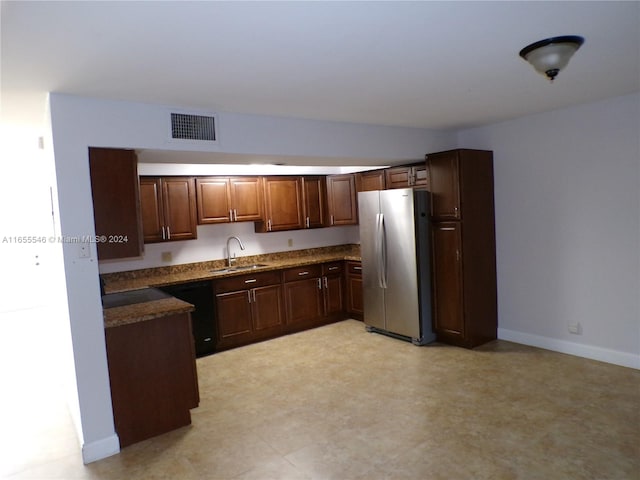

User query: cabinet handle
[247,290,252,303]
[166,226,171,240]
[252,289,256,302]
[267,219,272,231]
[244,278,257,284]
[353,266,362,271]
[323,277,328,289]
[161,226,166,240]
[234,209,238,222]
[317,278,322,289]
[298,271,309,276]
[328,266,339,271]
[330,215,334,225]
[306,217,310,228]
[229,210,233,222]
[440,227,456,231]
[456,250,460,262]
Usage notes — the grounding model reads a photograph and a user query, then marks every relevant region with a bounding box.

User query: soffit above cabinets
[136,149,400,176]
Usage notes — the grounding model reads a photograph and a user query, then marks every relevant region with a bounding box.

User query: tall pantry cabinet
[426,149,497,348]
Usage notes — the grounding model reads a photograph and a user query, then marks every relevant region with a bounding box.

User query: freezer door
[380,189,420,339]
[358,191,385,331]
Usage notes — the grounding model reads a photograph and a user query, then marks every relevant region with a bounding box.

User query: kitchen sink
[210,263,269,274]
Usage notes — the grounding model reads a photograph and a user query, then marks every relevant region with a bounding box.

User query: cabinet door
[162,177,197,241]
[284,278,323,326]
[384,167,411,189]
[413,164,428,188]
[428,152,461,220]
[251,284,283,334]
[326,174,357,225]
[346,262,363,318]
[139,177,165,243]
[230,177,263,222]
[89,148,143,259]
[356,170,386,192]
[196,178,232,224]
[216,290,253,348]
[262,177,304,231]
[301,176,326,228]
[323,274,344,317]
[431,223,464,337]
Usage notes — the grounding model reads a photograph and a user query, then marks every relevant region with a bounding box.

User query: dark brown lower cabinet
[431,223,465,338]
[322,264,344,318]
[105,313,199,448]
[214,271,283,350]
[283,262,345,332]
[345,261,363,320]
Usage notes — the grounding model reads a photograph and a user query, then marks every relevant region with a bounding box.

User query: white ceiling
[1,1,639,131]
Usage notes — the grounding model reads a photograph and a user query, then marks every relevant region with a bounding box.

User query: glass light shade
[519,36,584,81]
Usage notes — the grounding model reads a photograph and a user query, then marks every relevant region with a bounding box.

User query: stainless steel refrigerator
[358,188,435,345]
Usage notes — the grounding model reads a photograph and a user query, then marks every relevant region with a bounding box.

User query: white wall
[458,93,640,369]
[48,93,456,462]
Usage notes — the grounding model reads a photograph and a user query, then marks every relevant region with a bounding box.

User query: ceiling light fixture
[519,35,584,82]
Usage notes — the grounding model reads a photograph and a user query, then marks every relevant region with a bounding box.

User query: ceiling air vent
[170,112,217,142]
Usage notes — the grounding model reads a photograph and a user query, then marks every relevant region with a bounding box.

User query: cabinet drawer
[214,271,281,294]
[283,265,322,283]
[322,262,343,276]
[347,261,362,275]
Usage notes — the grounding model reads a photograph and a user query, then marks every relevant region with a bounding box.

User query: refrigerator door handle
[376,213,387,289]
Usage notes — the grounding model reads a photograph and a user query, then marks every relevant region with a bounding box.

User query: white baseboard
[82,434,120,464]
[498,328,640,370]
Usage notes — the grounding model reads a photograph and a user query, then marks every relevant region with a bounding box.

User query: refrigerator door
[380,189,420,339]
[358,191,385,331]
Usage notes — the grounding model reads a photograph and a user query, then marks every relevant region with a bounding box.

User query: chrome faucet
[226,236,245,267]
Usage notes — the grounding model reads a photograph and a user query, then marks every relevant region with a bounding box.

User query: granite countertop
[102,244,361,294]
[103,296,195,329]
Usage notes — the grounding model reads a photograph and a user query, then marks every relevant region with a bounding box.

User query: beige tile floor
[3,319,639,479]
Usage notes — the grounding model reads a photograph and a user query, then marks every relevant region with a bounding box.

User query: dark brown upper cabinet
[88,147,144,260]
[196,177,262,224]
[140,177,197,243]
[301,176,327,229]
[326,174,358,226]
[385,163,428,190]
[355,169,386,192]
[257,176,305,232]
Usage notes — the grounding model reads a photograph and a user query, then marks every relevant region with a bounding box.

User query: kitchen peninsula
[102,290,198,448]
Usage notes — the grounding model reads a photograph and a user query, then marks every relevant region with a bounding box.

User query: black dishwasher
[159,281,216,358]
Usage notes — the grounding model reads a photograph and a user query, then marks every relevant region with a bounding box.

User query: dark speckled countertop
[101,244,360,329]
[101,244,361,294]
[103,296,195,329]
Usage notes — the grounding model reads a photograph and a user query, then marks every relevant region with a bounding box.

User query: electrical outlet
[161,251,172,262]
[287,238,293,247]
[568,322,582,334]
